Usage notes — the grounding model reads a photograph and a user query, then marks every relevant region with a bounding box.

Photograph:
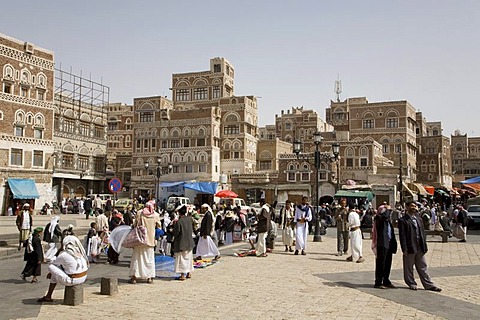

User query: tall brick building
[0,33,56,214]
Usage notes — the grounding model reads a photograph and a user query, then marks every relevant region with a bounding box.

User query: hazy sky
[2,1,478,136]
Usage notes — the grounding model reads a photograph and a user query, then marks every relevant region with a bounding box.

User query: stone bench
[425,230,449,243]
[63,285,84,306]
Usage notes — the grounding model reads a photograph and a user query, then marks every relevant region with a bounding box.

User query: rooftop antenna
[334,75,342,102]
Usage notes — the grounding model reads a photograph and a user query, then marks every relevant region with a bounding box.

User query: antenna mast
[334,75,342,102]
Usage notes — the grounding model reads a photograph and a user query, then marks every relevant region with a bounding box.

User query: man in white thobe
[195,204,220,260]
[294,196,312,255]
[347,204,364,263]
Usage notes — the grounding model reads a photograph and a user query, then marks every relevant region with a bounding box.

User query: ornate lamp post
[144,157,173,203]
[293,132,340,242]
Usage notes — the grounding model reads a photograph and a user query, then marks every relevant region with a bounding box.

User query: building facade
[451,131,480,181]
[52,69,109,202]
[106,102,134,197]
[326,97,418,183]
[0,33,56,214]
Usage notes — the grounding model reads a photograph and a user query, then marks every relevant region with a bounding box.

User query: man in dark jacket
[173,205,195,280]
[373,206,397,289]
[255,198,271,257]
[398,201,442,292]
[83,196,92,220]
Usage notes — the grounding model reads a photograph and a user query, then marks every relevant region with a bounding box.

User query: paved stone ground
[1,217,479,320]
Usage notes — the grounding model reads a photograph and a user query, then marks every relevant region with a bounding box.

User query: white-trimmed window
[213,86,220,98]
[11,148,23,166]
[287,164,296,182]
[301,164,310,181]
[199,164,207,172]
[15,125,24,137]
[260,161,271,170]
[34,128,43,139]
[33,150,43,167]
[176,89,190,101]
[360,158,368,167]
[386,118,398,128]
[193,88,208,100]
[363,119,374,129]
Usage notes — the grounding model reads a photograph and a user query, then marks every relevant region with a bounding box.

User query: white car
[467,205,480,229]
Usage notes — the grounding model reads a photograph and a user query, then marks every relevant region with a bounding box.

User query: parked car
[250,202,262,216]
[166,197,191,213]
[274,201,286,222]
[114,198,132,213]
[467,204,480,229]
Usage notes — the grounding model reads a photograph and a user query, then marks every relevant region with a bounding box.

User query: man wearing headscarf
[44,216,62,262]
[16,203,33,250]
[129,200,160,284]
[21,227,44,283]
[173,205,194,280]
[37,235,89,302]
[195,204,220,261]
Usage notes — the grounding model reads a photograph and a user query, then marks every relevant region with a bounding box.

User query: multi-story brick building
[130,58,259,204]
[52,69,109,202]
[0,33,56,214]
[106,102,134,196]
[451,131,480,181]
[326,97,418,183]
[415,115,452,188]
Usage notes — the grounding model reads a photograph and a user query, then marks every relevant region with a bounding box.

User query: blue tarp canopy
[159,181,185,188]
[461,176,480,184]
[184,182,218,194]
[8,178,40,199]
[160,181,218,195]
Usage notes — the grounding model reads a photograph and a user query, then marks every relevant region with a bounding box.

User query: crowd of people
[14,193,475,303]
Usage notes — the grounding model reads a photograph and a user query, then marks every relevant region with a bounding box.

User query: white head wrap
[62,235,88,267]
[49,216,60,236]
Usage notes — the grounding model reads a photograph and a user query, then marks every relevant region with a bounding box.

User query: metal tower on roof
[334,75,342,102]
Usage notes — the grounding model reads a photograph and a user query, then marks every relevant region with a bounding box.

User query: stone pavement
[0,214,91,259]
[0,217,479,320]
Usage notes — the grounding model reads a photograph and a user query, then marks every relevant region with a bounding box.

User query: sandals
[31,278,38,283]
[146,278,153,284]
[186,273,191,279]
[37,296,53,303]
[128,278,137,284]
[176,276,186,281]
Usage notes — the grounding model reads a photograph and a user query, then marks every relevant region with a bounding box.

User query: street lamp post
[294,132,340,242]
[144,157,173,203]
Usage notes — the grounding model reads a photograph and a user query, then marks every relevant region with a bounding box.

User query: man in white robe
[347,204,364,263]
[195,204,220,260]
[37,235,89,302]
[294,196,312,255]
[281,200,295,252]
[173,205,195,280]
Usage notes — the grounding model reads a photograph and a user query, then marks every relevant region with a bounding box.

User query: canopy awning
[435,189,450,197]
[184,182,218,194]
[461,176,480,184]
[424,185,435,195]
[402,182,416,199]
[334,190,375,201]
[8,178,40,199]
[409,183,428,196]
[159,181,185,188]
[464,184,480,191]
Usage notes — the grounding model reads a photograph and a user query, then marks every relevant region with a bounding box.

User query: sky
[2,0,478,137]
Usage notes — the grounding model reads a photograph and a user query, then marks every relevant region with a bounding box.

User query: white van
[166,196,191,212]
[217,198,251,212]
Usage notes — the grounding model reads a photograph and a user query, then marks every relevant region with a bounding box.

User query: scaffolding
[54,68,110,114]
